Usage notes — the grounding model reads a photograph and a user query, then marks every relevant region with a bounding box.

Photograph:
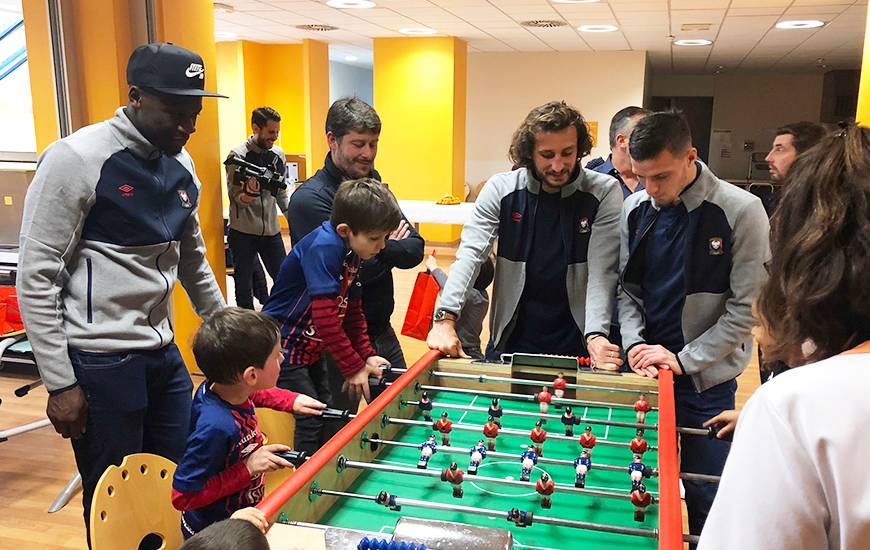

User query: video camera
[224,155,287,196]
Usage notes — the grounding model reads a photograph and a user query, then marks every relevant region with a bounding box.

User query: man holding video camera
[225,106,290,309]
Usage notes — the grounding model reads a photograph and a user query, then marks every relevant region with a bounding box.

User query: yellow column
[857,6,870,124]
[154,0,228,372]
[303,39,330,173]
[21,0,59,153]
[373,37,467,243]
[216,41,247,213]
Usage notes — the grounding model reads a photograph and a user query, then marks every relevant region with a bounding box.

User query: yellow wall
[216,41,247,213]
[68,0,131,125]
[858,6,870,124]
[303,39,330,172]
[241,42,305,155]
[373,37,467,243]
[155,0,228,372]
[21,0,59,153]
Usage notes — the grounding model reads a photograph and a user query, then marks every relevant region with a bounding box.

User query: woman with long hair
[699,124,870,548]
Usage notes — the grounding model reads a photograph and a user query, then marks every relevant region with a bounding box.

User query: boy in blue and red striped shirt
[263,178,402,455]
[171,308,326,538]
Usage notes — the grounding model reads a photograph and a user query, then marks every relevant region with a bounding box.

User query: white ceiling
[214,0,868,74]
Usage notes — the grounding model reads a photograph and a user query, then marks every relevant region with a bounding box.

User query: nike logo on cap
[185,63,204,79]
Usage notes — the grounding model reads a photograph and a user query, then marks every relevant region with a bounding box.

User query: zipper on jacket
[619,208,659,326]
[86,258,93,323]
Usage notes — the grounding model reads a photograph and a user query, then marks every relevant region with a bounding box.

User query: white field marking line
[603,407,612,440]
[512,538,560,550]
[378,525,394,533]
[457,394,478,425]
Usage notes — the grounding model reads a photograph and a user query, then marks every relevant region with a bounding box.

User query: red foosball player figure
[441,462,465,498]
[483,416,500,451]
[434,411,453,446]
[535,385,553,414]
[578,425,597,455]
[635,393,651,424]
[631,483,653,522]
[529,419,547,456]
[553,372,567,399]
[630,429,648,457]
[536,472,556,509]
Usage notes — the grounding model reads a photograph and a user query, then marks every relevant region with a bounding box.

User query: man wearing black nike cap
[18,43,226,545]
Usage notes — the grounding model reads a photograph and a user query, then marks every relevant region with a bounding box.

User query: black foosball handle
[706,424,734,442]
[274,450,308,467]
[321,408,351,421]
[367,376,388,389]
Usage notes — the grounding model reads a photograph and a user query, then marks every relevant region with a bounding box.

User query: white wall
[329,61,373,106]
[466,51,647,187]
[650,73,824,180]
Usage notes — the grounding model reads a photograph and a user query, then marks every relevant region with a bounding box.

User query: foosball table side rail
[258,350,443,524]
[655,368,682,550]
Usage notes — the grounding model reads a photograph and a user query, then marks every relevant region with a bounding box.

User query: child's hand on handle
[243,444,293,477]
[292,393,327,416]
[230,507,269,533]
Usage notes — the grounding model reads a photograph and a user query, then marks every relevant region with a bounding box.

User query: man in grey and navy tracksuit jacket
[619,112,770,545]
[16,44,225,543]
[429,101,624,367]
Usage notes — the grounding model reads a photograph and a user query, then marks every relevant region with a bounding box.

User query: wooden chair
[89,453,182,550]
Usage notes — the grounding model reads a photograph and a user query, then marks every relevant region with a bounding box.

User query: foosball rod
[385,416,653,450]
[404,399,653,431]
[387,367,658,396]
[342,459,644,501]
[361,436,653,476]
[407,382,650,411]
[312,487,660,540]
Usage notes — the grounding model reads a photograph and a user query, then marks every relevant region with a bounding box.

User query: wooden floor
[0,244,761,549]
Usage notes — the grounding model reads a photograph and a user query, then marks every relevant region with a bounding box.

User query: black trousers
[227,229,285,309]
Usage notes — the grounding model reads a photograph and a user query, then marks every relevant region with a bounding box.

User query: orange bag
[401,271,440,341]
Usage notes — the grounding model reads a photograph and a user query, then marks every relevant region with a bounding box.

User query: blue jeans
[674,375,736,546]
[69,344,193,548]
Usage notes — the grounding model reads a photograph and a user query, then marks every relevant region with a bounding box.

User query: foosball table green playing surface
[259,351,687,550]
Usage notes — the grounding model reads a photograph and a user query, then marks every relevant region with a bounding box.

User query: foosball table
[259,350,692,549]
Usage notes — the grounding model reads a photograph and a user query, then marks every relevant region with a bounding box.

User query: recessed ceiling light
[552,0,600,3]
[296,24,339,31]
[326,0,375,8]
[399,27,437,36]
[578,24,618,33]
[674,39,713,46]
[775,20,825,30]
[214,2,234,13]
[215,31,237,39]
[344,55,358,62]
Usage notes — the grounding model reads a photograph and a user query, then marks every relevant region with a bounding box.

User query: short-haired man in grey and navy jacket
[17,43,226,545]
[619,111,770,545]
[428,101,624,369]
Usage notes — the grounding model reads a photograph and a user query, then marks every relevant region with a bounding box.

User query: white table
[398,200,476,227]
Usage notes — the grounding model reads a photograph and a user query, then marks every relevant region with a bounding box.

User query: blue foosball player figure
[468,440,487,475]
[418,435,438,469]
[376,490,401,511]
[574,450,592,488]
[488,398,504,427]
[561,405,577,437]
[507,507,534,527]
[628,455,653,490]
[520,448,538,482]
[418,391,433,422]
